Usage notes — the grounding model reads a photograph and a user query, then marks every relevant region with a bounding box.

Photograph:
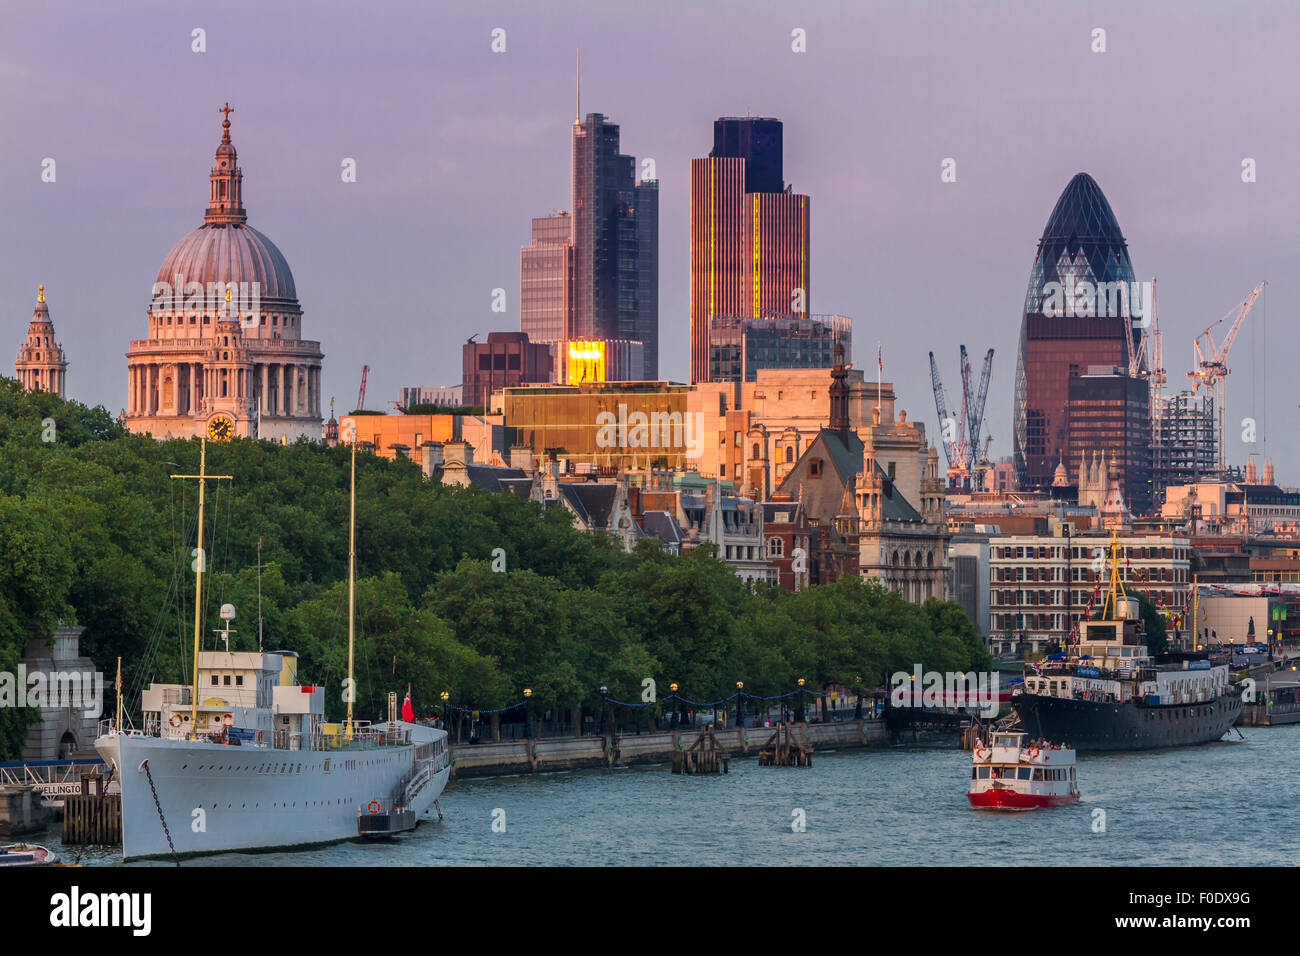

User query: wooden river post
[671,725,730,774]
[62,773,120,846]
[757,722,813,767]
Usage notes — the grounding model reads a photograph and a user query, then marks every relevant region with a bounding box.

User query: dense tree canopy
[0,380,991,757]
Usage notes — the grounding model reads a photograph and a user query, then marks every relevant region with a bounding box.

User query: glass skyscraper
[708,313,850,383]
[570,112,659,379]
[690,117,810,383]
[1014,172,1147,505]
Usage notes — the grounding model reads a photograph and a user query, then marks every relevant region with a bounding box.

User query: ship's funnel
[272,650,299,686]
[1115,597,1139,620]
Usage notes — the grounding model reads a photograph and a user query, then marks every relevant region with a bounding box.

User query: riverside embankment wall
[448,719,889,779]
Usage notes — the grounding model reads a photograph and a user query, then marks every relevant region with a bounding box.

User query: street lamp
[523,688,533,739]
[796,677,806,723]
[854,675,863,720]
[735,681,744,727]
[440,690,453,740]
[599,685,609,738]
[669,683,679,729]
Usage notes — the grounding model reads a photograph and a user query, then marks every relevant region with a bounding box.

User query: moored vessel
[95,439,450,860]
[0,843,59,866]
[1013,533,1242,750]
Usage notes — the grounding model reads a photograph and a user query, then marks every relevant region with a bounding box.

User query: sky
[3,0,1297,479]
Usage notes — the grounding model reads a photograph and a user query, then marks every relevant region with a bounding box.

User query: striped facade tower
[15,285,68,397]
[689,117,810,383]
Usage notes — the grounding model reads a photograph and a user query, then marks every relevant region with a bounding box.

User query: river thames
[61,726,1294,866]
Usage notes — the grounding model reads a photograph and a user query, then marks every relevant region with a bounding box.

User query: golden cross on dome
[220,102,234,122]
[37,284,44,302]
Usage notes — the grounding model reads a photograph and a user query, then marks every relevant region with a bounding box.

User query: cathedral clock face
[207,413,235,442]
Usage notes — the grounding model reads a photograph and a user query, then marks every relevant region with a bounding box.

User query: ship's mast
[171,438,232,738]
[347,441,356,738]
[1103,530,1127,620]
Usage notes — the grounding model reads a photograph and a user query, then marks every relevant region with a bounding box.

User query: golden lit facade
[689,157,810,383]
[566,340,606,384]
[503,382,697,469]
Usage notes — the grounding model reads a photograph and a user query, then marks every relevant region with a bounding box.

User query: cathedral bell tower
[15,285,68,397]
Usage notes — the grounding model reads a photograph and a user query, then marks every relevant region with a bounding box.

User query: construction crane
[929,351,960,474]
[957,347,972,475]
[1123,279,1152,379]
[964,346,994,485]
[929,346,995,489]
[1187,281,1266,473]
[356,364,370,412]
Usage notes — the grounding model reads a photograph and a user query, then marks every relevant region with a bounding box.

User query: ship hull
[967,789,1078,811]
[96,726,449,861]
[1013,690,1243,751]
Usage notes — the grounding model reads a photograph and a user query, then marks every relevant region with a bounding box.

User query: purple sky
[4,0,1297,480]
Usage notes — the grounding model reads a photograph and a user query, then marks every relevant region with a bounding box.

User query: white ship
[96,440,450,861]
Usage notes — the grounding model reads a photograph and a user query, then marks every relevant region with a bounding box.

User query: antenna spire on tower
[575,48,581,123]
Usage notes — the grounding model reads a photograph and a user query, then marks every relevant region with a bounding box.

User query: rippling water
[60,726,1295,866]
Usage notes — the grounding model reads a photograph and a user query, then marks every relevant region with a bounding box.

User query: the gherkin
[1014,173,1143,494]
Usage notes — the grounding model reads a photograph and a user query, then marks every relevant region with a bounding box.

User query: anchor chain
[141,760,179,866]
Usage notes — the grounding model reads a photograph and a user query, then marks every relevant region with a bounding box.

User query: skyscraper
[520,212,573,350]
[1014,172,1146,503]
[690,117,810,383]
[1065,366,1152,515]
[570,111,659,379]
[712,116,784,193]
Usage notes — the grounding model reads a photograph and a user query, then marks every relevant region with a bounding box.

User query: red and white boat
[967,731,1080,810]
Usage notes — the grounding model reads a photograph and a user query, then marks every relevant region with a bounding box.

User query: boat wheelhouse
[967,731,1079,810]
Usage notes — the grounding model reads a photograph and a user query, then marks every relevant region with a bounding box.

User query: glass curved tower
[1013,173,1143,493]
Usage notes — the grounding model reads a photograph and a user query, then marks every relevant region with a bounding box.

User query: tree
[1132,590,1169,656]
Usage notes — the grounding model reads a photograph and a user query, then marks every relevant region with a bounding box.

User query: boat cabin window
[1032,769,1043,780]
[977,767,990,779]
[1017,767,1031,780]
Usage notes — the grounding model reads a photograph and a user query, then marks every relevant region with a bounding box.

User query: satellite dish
[220,604,236,622]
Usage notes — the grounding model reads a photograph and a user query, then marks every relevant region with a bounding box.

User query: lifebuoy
[367,800,382,814]
[168,713,182,728]
[974,747,991,761]
[222,713,234,726]
[256,731,263,743]
[1027,747,1040,758]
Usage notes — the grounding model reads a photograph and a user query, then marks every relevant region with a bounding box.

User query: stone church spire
[829,339,850,443]
[205,103,246,224]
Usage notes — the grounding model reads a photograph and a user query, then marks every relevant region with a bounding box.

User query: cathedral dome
[152,102,299,308]
[155,222,297,303]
